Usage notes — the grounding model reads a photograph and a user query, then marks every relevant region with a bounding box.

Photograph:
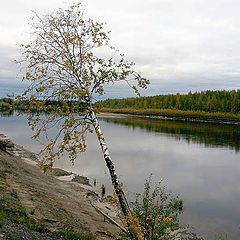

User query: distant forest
[1,90,239,115]
[95,90,240,114]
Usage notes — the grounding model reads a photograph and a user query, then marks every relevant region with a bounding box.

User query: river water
[0,112,240,239]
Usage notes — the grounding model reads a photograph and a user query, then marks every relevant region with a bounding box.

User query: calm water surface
[0,112,240,239]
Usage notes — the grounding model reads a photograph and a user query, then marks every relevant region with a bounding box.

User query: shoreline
[0,133,94,188]
[0,133,123,239]
[1,106,240,126]
[99,108,240,126]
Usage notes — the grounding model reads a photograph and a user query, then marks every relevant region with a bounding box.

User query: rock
[0,134,37,161]
[72,175,91,186]
[0,139,14,151]
[50,168,72,177]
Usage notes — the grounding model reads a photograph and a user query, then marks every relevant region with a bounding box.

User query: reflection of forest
[2,110,239,152]
[103,117,240,152]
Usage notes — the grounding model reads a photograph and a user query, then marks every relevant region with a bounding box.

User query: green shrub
[55,229,94,240]
[5,233,21,240]
[123,176,184,239]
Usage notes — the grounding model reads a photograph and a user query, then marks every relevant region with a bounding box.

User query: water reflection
[0,109,13,117]
[1,112,240,239]
[102,115,240,152]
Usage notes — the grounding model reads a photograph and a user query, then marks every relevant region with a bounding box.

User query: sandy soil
[0,134,123,239]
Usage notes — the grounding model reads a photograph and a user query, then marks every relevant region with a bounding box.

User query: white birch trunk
[89,109,130,217]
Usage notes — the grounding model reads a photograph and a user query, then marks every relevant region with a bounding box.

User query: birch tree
[19,3,149,219]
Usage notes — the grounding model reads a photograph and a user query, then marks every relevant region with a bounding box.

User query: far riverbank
[99,108,240,125]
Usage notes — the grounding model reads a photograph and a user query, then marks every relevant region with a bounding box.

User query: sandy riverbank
[0,133,123,240]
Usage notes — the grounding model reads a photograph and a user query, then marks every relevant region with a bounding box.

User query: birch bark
[89,109,130,217]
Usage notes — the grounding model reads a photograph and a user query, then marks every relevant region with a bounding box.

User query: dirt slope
[0,145,121,239]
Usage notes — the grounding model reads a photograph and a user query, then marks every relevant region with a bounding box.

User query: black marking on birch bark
[89,109,130,218]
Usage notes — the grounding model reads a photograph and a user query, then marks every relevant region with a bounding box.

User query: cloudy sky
[1,0,240,98]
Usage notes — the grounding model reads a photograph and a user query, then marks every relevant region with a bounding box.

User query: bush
[122,176,203,239]
[122,176,190,239]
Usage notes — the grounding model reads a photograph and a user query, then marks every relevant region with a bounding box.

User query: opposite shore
[1,89,240,126]
[98,108,240,125]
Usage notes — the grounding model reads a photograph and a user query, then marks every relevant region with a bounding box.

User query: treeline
[95,90,240,114]
[0,98,14,110]
[0,98,87,113]
[1,90,240,115]
[14,99,85,112]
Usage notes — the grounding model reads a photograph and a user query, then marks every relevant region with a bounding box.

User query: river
[0,112,240,239]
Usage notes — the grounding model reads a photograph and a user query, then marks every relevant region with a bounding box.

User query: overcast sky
[1,0,240,98]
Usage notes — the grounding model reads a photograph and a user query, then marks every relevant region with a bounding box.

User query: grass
[216,235,228,240]
[0,191,34,230]
[55,230,94,240]
[0,170,29,228]
[0,192,94,239]
[0,168,94,239]
[5,233,21,240]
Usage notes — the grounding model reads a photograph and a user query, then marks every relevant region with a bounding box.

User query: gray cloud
[1,0,240,97]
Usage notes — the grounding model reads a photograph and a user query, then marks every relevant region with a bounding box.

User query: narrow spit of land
[98,108,240,125]
[0,134,122,240]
